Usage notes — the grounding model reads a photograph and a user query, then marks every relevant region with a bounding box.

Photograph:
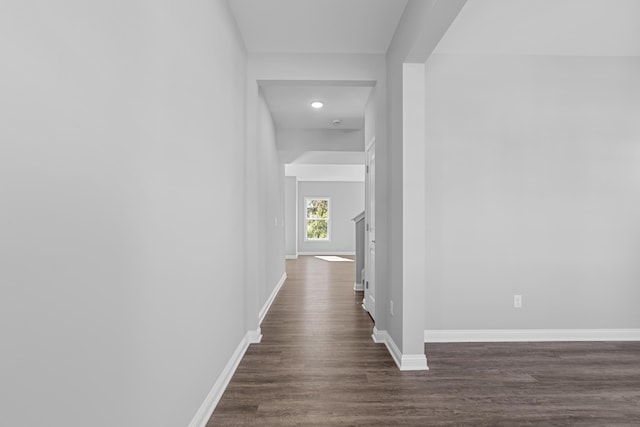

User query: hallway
[209,255,397,425]
[209,256,640,426]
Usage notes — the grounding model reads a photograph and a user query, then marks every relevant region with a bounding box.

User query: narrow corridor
[209,255,398,425]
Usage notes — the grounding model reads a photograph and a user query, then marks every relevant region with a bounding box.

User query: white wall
[257,91,286,306]
[365,87,376,147]
[278,129,364,162]
[285,164,365,182]
[0,1,249,426]
[297,182,365,254]
[425,54,640,330]
[384,0,465,355]
[284,177,298,257]
[288,151,365,165]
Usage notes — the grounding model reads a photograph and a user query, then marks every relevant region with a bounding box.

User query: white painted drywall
[277,128,364,163]
[434,0,640,57]
[384,0,465,353]
[284,177,298,257]
[297,182,365,254]
[425,54,640,330]
[365,87,376,148]
[0,1,249,426]
[257,90,286,308]
[229,0,408,54]
[285,164,365,182]
[401,63,428,362]
[288,151,365,165]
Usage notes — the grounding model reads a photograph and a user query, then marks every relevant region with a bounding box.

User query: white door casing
[364,143,376,320]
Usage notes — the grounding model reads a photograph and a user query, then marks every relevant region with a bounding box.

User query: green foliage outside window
[306,199,329,239]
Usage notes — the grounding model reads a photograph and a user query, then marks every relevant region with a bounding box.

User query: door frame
[364,140,376,319]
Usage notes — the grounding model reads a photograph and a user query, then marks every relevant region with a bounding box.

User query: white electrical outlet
[514,295,522,308]
[390,300,394,316]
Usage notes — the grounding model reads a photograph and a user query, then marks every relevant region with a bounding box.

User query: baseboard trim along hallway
[188,329,262,427]
[190,272,287,426]
[373,327,429,371]
[425,329,640,343]
[259,273,287,325]
[208,256,640,425]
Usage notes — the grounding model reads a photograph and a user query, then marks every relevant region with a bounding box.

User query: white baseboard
[372,327,429,371]
[425,329,640,343]
[285,254,298,260]
[297,251,356,256]
[246,327,263,344]
[353,281,364,291]
[259,272,287,325]
[372,326,386,343]
[188,329,260,427]
[189,272,289,426]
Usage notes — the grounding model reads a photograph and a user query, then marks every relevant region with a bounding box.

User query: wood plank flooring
[209,255,640,426]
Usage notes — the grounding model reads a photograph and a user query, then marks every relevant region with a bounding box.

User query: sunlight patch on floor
[314,256,354,262]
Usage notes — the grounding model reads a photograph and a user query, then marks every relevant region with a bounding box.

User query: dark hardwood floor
[209,255,640,426]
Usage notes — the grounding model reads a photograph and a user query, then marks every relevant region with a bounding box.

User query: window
[305,197,330,241]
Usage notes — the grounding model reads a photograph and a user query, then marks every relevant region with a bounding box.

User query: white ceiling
[434,0,640,56]
[228,0,408,54]
[228,1,395,181]
[261,85,372,130]
[231,0,640,182]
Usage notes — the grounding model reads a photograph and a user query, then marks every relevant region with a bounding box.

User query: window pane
[306,219,328,239]
[306,199,328,219]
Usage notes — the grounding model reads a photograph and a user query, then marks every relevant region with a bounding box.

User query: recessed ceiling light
[310,101,324,109]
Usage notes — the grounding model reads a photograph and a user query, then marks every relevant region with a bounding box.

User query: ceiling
[228,0,398,181]
[434,0,640,56]
[261,84,372,130]
[229,0,640,182]
[228,0,408,54]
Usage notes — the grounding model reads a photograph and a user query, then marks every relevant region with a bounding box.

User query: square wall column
[400,62,428,369]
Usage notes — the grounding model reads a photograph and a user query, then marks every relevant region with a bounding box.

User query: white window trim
[304,196,331,242]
